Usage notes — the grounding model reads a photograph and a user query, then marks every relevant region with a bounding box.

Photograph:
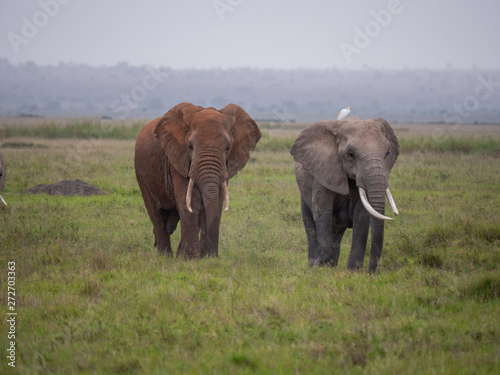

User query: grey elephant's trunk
[359,154,393,273]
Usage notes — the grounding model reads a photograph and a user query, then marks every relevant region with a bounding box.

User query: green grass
[0,122,499,374]
[399,135,500,154]
[0,119,144,140]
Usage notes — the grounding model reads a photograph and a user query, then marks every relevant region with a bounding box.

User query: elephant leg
[332,229,346,266]
[177,209,202,259]
[153,209,173,256]
[137,178,172,256]
[311,185,336,266]
[314,212,336,265]
[166,209,180,235]
[301,197,319,266]
[155,221,172,256]
[347,201,370,270]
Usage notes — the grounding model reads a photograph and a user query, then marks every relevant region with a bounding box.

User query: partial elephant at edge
[0,151,7,208]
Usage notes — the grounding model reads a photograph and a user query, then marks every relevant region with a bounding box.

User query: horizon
[2,58,497,72]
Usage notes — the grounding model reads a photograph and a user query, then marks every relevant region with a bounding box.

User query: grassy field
[0,119,499,374]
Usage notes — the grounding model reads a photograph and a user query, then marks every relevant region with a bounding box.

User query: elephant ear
[154,102,203,178]
[290,121,349,195]
[374,118,400,170]
[220,104,261,179]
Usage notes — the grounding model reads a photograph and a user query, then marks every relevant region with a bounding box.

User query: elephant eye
[226,145,231,151]
[347,150,355,160]
[188,142,194,150]
[385,151,390,158]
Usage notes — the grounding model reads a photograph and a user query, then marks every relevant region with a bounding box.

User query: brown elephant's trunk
[199,176,223,257]
[186,179,228,214]
[186,150,228,256]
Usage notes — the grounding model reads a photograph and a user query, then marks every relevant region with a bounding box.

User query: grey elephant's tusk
[0,194,6,207]
[186,178,194,213]
[386,188,398,216]
[359,187,393,221]
[222,181,229,212]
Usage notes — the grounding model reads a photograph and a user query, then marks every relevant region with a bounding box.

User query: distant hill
[0,59,499,124]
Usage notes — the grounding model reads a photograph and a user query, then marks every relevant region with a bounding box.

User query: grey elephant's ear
[290,121,349,195]
[374,118,399,170]
[154,102,203,178]
[220,104,261,179]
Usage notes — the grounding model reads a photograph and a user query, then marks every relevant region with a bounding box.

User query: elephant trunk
[366,188,386,273]
[199,175,223,257]
[359,154,391,273]
[186,179,228,214]
[187,149,228,256]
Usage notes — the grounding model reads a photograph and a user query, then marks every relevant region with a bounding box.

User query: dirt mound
[26,180,105,196]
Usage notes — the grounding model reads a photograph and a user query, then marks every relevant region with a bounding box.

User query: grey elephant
[0,151,7,207]
[290,116,399,273]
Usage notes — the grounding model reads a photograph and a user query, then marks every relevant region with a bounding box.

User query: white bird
[337,106,353,120]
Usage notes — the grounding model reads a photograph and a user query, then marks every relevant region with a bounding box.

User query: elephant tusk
[222,181,229,212]
[386,188,399,216]
[186,178,194,213]
[359,187,393,221]
[0,194,6,207]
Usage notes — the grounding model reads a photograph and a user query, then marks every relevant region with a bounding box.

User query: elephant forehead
[342,121,385,141]
[192,109,228,126]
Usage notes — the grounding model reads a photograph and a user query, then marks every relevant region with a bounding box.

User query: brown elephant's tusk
[222,181,229,212]
[386,188,398,216]
[186,178,194,213]
[359,187,393,221]
[0,194,6,207]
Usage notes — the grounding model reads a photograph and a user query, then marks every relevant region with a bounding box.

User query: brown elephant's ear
[154,102,203,178]
[220,104,261,179]
[374,118,400,170]
[290,121,349,195]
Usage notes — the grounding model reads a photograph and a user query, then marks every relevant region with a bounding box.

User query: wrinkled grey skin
[290,117,399,273]
[0,151,6,207]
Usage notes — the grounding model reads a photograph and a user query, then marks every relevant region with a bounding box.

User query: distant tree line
[0,59,499,123]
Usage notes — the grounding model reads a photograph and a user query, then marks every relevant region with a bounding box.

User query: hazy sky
[1,0,499,70]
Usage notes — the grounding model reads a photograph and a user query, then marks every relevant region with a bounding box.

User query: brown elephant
[290,116,399,273]
[0,151,7,207]
[134,102,261,258]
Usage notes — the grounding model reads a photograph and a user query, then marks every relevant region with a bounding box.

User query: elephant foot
[157,246,173,257]
[347,258,364,271]
[309,258,338,267]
